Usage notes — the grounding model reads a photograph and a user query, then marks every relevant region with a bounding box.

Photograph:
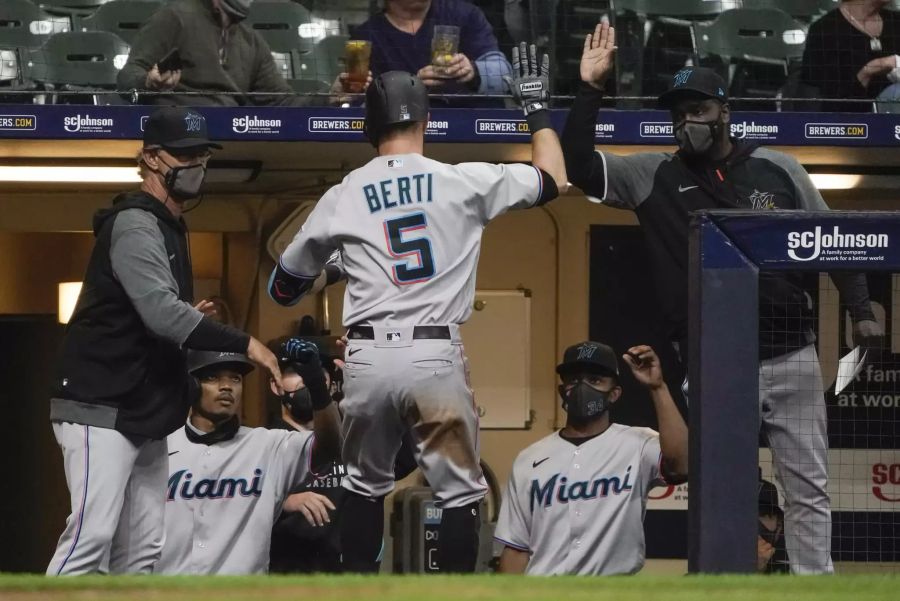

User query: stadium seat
[612,0,740,19]
[612,0,739,105]
[1,49,21,84]
[1,0,70,50]
[307,0,371,33]
[752,0,838,21]
[246,1,315,55]
[39,0,114,9]
[308,34,348,85]
[693,8,808,110]
[77,0,162,45]
[22,31,130,103]
[286,78,330,95]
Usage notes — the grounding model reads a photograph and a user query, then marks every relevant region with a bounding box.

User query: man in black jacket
[562,23,882,574]
[47,106,282,575]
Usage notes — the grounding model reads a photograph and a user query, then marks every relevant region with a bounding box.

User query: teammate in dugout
[563,23,883,574]
[495,342,688,576]
[269,351,419,573]
[155,339,341,574]
[46,106,282,576]
[268,45,568,572]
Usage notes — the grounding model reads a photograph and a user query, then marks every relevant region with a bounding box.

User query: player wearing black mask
[562,23,881,575]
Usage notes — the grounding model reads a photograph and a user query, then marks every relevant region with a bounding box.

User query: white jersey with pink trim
[278,153,542,327]
[156,425,314,575]
[494,424,665,575]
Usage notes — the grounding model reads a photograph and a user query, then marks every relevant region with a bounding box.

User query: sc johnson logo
[232,115,281,134]
[64,114,114,133]
[787,226,888,261]
[425,119,449,136]
[894,125,900,141]
[731,121,779,140]
[0,115,37,131]
[640,122,672,138]
[475,119,530,135]
[307,117,365,133]
[594,122,615,139]
[805,123,868,139]
[872,463,900,502]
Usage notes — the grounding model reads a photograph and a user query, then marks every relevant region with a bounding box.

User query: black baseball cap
[658,67,728,109]
[188,350,255,376]
[143,106,222,151]
[556,341,619,378]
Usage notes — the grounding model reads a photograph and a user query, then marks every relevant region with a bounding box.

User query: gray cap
[188,350,255,376]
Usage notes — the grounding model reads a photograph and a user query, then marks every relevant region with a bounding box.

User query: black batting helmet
[187,350,255,377]
[365,71,429,146]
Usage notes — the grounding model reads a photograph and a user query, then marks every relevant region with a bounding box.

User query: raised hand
[503,42,550,116]
[622,345,664,390]
[580,22,617,90]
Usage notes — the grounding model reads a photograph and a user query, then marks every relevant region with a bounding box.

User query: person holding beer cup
[353,0,512,105]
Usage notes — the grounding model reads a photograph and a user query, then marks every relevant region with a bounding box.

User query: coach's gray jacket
[51,191,248,440]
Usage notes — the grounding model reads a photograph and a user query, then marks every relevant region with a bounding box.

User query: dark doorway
[590,226,688,560]
[0,315,68,572]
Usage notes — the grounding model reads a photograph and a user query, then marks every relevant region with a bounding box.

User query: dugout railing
[688,210,900,573]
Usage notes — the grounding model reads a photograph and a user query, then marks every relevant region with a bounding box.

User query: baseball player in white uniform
[155,340,341,574]
[268,47,568,572]
[495,342,688,576]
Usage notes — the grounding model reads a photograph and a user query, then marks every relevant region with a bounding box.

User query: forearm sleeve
[562,83,607,195]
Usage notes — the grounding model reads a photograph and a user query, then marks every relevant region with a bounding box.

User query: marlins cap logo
[184,112,204,132]
[673,69,692,87]
[577,344,598,360]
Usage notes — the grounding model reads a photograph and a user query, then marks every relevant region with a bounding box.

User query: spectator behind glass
[801,0,900,112]
[353,0,512,106]
[118,0,359,106]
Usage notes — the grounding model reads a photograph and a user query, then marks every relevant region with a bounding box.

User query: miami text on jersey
[529,466,634,512]
[364,173,434,214]
[167,468,264,501]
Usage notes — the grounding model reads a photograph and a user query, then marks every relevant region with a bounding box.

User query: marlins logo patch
[184,113,204,132]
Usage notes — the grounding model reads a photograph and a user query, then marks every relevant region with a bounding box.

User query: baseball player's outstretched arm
[282,339,342,462]
[562,23,616,194]
[498,547,529,574]
[623,346,688,482]
[504,43,567,195]
[270,191,341,307]
[531,129,567,194]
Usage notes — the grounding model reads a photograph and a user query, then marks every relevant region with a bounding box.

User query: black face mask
[159,158,207,201]
[558,380,613,420]
[282,388,313,424]
[674,117,722,156]
[185,414,239,445]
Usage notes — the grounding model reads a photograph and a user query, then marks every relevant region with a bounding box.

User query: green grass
[0,574,898,601]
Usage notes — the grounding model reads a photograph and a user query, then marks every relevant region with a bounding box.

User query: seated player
[495,342,688,576]
[155,340,341,575]
[269,351,419,573]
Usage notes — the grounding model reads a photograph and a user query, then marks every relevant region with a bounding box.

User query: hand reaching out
[580,22,617,90]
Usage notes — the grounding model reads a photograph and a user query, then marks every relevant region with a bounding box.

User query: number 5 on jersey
[383,212,436,285]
